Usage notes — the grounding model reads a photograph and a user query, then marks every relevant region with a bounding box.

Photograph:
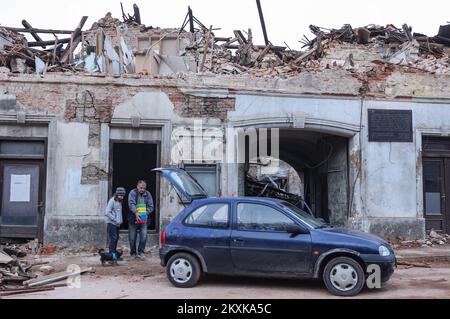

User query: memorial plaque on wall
[368,109,413,142]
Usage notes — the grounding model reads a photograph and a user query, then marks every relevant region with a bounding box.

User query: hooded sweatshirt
[105,197,123,227]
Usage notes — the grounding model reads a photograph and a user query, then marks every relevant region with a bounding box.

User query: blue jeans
[107,223,120,254]
[128,222,148,255]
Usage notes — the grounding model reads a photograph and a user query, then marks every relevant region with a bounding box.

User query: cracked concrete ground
[3,252,450,299]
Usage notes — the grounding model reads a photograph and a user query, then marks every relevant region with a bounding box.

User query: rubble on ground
[0,241,94,297]
[1,3,450,78]
[391,230,450,249]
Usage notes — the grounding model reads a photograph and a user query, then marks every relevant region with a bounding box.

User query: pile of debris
[391,230,450,249]
[0,243,93,297]
[192,22,450,78]
[0,16,90,74]
[301,23,450,75]
[2,2,450,78]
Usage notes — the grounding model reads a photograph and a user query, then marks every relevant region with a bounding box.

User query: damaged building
[1,4,450,247]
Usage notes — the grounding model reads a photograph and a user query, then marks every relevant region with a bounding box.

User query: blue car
[154,168,396,297]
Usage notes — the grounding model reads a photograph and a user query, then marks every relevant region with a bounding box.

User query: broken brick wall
[0,74,237,187]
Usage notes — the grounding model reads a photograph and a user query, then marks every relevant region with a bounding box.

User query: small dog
[98,249,123,266]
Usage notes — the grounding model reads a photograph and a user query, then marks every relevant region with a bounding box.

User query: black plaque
[368,109,413,143]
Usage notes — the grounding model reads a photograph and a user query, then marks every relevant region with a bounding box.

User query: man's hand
[135,213,141,223]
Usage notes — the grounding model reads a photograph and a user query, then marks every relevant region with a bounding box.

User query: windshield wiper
[317,225,333,229]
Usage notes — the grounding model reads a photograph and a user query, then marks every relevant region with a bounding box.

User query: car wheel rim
[170,258,193,284]
[329,263,359,292]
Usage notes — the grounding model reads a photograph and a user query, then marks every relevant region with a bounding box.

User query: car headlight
[379,245,391,257]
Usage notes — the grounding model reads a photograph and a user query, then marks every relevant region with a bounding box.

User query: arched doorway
[238,128,350,226]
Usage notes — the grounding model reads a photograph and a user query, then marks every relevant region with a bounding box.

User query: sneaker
[137,253,146,260]
[130,254,137,259]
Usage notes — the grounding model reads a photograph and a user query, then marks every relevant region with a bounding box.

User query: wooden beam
[224,44,286,51]
[233,30,248,45]
[60,16,88,64]
[188,7,195,33]
[22,20,45,49]
[28,38,71,47]
[256,43,273,62]
[255,0,270,46]
[1,27,74,34]
[133,4,141,25]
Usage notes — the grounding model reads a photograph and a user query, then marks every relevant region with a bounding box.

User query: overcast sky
[1,0,449,50]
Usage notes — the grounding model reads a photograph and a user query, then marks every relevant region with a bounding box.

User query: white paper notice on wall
[10,174,31,202]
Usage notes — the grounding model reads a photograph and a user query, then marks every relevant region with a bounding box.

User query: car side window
[237,203,296,232]
[184,204,229,229]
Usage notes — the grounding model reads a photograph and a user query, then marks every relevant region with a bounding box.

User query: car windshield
[279,201,328,229]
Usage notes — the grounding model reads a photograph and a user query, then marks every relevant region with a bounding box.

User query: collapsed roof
[1,3,450,78]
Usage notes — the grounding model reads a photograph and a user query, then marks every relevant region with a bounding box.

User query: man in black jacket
[128,180,154,259]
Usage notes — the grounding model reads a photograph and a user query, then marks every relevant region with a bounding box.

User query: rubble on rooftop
[1,3,450,79]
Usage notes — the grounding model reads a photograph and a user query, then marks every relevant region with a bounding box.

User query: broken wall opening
[241,129,349,226]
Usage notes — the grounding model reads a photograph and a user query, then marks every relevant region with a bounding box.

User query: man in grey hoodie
[105,187,126,255]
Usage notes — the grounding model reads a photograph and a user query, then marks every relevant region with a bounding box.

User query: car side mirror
[285,224,309,235]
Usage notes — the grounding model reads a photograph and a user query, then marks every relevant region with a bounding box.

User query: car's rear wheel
[323,257,365,297]
[166,253,202,288]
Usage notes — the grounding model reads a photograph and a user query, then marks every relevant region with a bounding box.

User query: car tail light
[161,229,166,246]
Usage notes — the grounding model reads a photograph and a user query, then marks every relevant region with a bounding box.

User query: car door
[230,201,312,275]
[181,202,234,274]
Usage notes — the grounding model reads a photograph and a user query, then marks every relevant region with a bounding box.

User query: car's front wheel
[166,253,202,288]
[323,257,365,297]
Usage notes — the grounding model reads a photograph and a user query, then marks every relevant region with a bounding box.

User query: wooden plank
[60,16,88,64]
[0,287,55,297]
[233,30,248,45]
[200,25,213,72]
[294,39,329,64]
[256,44,273,62]
[24,267,94,287]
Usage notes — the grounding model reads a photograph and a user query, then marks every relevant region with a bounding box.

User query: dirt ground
[4,251,450,299]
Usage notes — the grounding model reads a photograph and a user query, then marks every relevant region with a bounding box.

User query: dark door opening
[423,137,450,234]
[112,143,159,231]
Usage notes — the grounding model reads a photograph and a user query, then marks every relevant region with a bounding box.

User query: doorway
[239,128,349,226]
[111,142,159,231]
[423,137,450,234]
[0,140,46,242]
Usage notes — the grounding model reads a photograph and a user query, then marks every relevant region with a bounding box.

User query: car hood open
[152,168,208,203]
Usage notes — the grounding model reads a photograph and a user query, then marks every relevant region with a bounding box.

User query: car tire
[166,253,202,288]
[323,257,365,297]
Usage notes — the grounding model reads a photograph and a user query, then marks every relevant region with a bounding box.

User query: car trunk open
[152,168,209,204]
